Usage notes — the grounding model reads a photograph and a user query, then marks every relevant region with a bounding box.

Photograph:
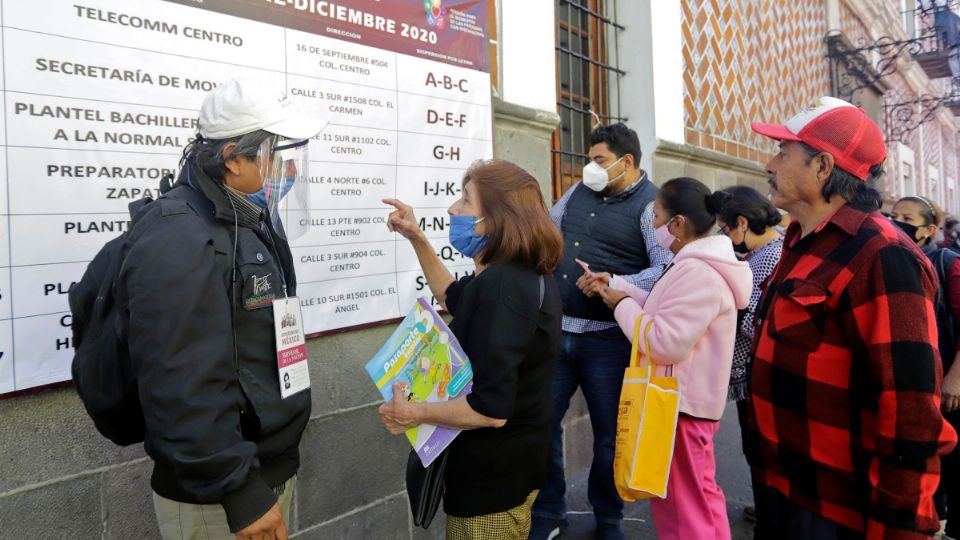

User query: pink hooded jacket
[613,235,753,420]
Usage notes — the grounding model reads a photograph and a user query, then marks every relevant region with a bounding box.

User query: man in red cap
[748,96,957,539]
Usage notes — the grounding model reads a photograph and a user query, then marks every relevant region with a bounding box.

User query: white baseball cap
[198,78,327,140]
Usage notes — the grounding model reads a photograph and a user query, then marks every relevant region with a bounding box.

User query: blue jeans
[532,327,631,525]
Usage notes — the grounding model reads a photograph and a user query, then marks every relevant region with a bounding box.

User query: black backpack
[934,247,960,369]
[69,178,232,446]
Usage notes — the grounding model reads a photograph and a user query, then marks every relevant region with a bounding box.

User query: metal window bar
[551,0,626,201]
[557,100,622,120]
[562,0,626,30]
[554,149,593,159]
[555,44,627,75]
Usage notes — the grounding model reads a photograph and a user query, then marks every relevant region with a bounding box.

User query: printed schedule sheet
[0,0,491,393]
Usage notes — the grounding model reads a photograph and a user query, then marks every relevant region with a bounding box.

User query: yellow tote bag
[613,315,681,502]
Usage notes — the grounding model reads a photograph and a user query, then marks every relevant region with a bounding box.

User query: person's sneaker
[743,505,757,523]
[528,517,567,540]
[595,521,625,540]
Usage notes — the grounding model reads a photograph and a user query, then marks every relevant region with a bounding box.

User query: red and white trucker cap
[751,96,886,181]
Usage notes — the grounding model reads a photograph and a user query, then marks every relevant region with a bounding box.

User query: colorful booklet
[366,297,473,467]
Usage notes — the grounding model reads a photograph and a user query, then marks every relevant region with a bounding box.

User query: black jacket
[924,241,959,372]
[116,162,311,532]
[441,262,562,517]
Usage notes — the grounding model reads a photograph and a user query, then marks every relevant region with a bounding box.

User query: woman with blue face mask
[380,159,563,540]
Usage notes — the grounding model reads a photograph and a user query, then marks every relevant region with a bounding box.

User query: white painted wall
[929,164,941,204]
[899,142,916,197]
[649,2,685,145]
[616,0,684,174]
[617,1,656,173]
[947,176,956,214]
[500,0,557,111]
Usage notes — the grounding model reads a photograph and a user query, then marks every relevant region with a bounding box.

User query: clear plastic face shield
[252,135,311,240]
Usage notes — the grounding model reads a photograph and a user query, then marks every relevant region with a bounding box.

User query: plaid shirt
[750,204,957,539]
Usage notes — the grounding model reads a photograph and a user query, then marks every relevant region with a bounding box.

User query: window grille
[551,0,625,200]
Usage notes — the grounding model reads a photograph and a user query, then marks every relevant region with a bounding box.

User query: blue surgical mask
[247,176,296,209]
[449,215,487,257]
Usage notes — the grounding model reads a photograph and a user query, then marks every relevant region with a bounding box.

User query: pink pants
[650,415,731,540]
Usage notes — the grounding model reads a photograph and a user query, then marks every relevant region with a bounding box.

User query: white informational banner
[0,0,492,394]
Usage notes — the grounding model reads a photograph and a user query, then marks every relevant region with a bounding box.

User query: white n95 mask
[582,156,625,192]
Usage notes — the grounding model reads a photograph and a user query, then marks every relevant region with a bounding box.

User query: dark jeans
[942,409,960,536]
[532,327,631,525]
[735,400,760,504]
[754,485,863,540]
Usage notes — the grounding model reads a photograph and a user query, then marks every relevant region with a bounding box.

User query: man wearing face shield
[250,137,312,240]
[116,78,324,540]
[530,123,671,540]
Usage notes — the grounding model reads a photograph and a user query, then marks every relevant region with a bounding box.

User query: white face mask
[582,156,625,192]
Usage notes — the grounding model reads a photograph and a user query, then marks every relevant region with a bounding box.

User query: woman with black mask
[710,185,783,523]
[892,195,960,536]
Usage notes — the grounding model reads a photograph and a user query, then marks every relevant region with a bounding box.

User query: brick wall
[681,0,830,166]
[842,0,960,213]
[678,0,960,213]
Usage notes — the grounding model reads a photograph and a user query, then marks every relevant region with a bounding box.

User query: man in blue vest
[531,123,670,540]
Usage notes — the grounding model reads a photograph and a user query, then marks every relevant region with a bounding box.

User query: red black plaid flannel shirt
[750,204,957,539]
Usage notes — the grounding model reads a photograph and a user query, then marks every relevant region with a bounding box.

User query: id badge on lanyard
[273,297,311,398]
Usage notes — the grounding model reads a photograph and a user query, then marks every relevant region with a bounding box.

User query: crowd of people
[381,95,960,540]
[93,78,960,540]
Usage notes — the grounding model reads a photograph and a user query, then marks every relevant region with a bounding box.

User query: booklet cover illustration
[366,297,473,466]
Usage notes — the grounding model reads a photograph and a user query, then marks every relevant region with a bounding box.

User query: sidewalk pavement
[558,403,755,540]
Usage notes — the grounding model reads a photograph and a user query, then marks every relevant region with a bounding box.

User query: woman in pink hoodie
[584,177,753,540]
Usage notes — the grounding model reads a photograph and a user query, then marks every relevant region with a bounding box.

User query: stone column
[492,96,561,201]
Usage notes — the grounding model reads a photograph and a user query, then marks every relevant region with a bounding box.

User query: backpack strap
[162,184,235,289]
[127,197,152,221]
[938,247,959,305]
[159,172,176,195]
[940,247,955,284]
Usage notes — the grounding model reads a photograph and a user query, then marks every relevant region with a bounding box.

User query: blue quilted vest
[555,175,658,322]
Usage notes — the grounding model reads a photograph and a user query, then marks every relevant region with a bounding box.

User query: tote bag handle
[630,315,665,377]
